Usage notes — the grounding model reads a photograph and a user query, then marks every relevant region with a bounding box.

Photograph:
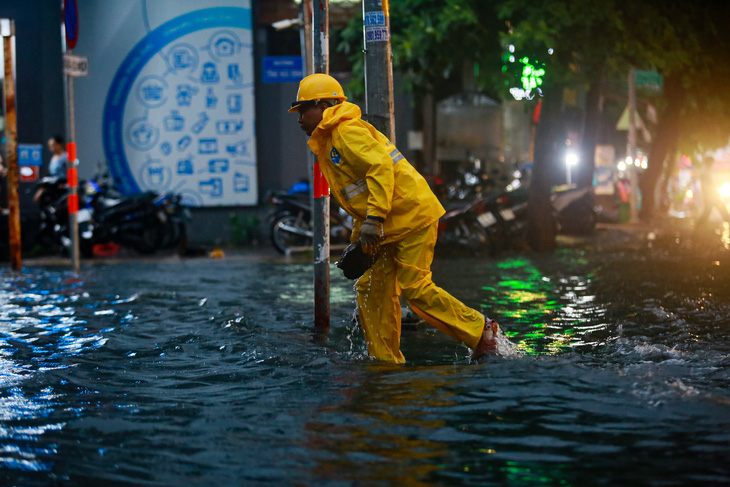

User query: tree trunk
[640,75,685,220]
[422,91,437,175]
[527,84,561,252]
[578,74,601,188]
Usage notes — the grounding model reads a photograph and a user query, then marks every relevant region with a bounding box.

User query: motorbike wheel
[271,213,312,254]
[80,239,94,258]
[130,224,162,254]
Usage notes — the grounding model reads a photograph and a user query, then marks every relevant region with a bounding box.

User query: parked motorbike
[267,181,353,255]
[34,176,94,257]
[437,197,500,255]
[85,177,190,254]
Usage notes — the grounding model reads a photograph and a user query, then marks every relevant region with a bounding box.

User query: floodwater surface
[1,237,729,486]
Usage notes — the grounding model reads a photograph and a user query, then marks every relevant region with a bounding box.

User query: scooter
[34,176,94,257]
[268,181,353,255]
[85,179,190,254]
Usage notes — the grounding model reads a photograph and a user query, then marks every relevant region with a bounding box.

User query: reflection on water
[0,242,728,485]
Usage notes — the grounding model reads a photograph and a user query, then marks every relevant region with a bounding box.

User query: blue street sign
[18,144,43,166]
[64,0,79,49]
[262,56,304,84]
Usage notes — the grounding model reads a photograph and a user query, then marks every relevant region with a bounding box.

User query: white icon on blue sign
[208,159,229,173]
[216,120,243,135]
[164,110,185,131]
[191,113,209,134]
[234,172,250,192]
[127,119,159,151]
[227,94,242,114]
[201,62,220,84]
[136,76,167,108]
[176,84,198,106]
[177,158,194,175]
[199,178,223,198]
[198,138,218,154]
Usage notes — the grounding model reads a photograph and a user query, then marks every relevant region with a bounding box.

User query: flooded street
[1,231,729,486]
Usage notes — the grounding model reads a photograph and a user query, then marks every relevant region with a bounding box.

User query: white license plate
[77,209,92,223]
[500,209,516,221]
[477,211,497,228]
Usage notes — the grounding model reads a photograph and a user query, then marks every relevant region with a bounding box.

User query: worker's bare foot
[472,317,499,359]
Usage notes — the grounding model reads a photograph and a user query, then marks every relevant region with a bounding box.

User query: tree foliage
[338,0,503,101]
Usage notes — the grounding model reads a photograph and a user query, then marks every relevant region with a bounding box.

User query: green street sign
[635,70,663,94]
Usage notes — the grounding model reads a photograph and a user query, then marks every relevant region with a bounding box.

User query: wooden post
[3,22,21,271]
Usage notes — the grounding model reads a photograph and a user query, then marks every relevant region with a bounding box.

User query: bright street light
[565,151,578,185]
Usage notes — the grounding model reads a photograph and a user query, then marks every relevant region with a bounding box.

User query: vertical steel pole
[312,0,330,330]
[362,0,395,142]
[67,71,80,270]
[628,68,638,223]
[3,22,21,271]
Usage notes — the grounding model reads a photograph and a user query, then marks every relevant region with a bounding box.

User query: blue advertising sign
[262,56,304,84]
[100,5,258,207]
[18,144,43,166]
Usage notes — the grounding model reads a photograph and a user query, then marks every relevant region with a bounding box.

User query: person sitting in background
[47,135,68,176]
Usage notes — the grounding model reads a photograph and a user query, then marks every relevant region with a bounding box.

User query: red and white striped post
[66,142,80,270]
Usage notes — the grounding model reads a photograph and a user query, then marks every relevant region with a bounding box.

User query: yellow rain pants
[356,222,486,363]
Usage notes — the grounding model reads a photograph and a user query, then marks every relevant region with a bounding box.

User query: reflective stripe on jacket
[307,102,445,244]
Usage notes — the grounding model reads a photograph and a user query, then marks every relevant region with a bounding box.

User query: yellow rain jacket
[307,102,444,244]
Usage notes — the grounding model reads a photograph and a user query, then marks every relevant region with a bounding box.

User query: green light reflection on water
[481,257,579,355]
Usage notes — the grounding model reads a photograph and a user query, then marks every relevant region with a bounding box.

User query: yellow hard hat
[288,73,347,113]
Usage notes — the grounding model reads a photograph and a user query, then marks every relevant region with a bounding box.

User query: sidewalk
[12,215,723,269]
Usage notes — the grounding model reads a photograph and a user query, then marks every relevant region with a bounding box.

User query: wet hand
[359,220,383,255]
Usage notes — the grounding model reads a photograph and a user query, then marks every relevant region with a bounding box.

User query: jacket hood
[308,102,362,153]
[316,101,362,133]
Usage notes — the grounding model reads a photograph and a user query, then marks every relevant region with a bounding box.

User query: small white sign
[63,53,89,77]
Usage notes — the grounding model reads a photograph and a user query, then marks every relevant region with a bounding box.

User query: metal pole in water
[3,21,22,271]
[67,71,80,270]
[362,0,395,142]
[312,0,330,330]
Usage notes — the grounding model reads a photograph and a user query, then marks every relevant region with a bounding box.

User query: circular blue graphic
[166,43,199,74]
[139,159,172,191]
[103,7,252,195]
[126,118,159,151]
[179,189,204,207]
[136,75,168,108]
[206,30,242,63]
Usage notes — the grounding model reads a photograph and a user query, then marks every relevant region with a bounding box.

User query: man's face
[297,104,325,136]
[48,139,62,154]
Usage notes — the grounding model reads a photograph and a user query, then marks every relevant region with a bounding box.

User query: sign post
[312,0,330,331]
[362,0,395,142]
[64,0,81,270]
[2,21,21,271]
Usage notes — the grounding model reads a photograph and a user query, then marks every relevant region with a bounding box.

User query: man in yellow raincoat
[289,73,498,363]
